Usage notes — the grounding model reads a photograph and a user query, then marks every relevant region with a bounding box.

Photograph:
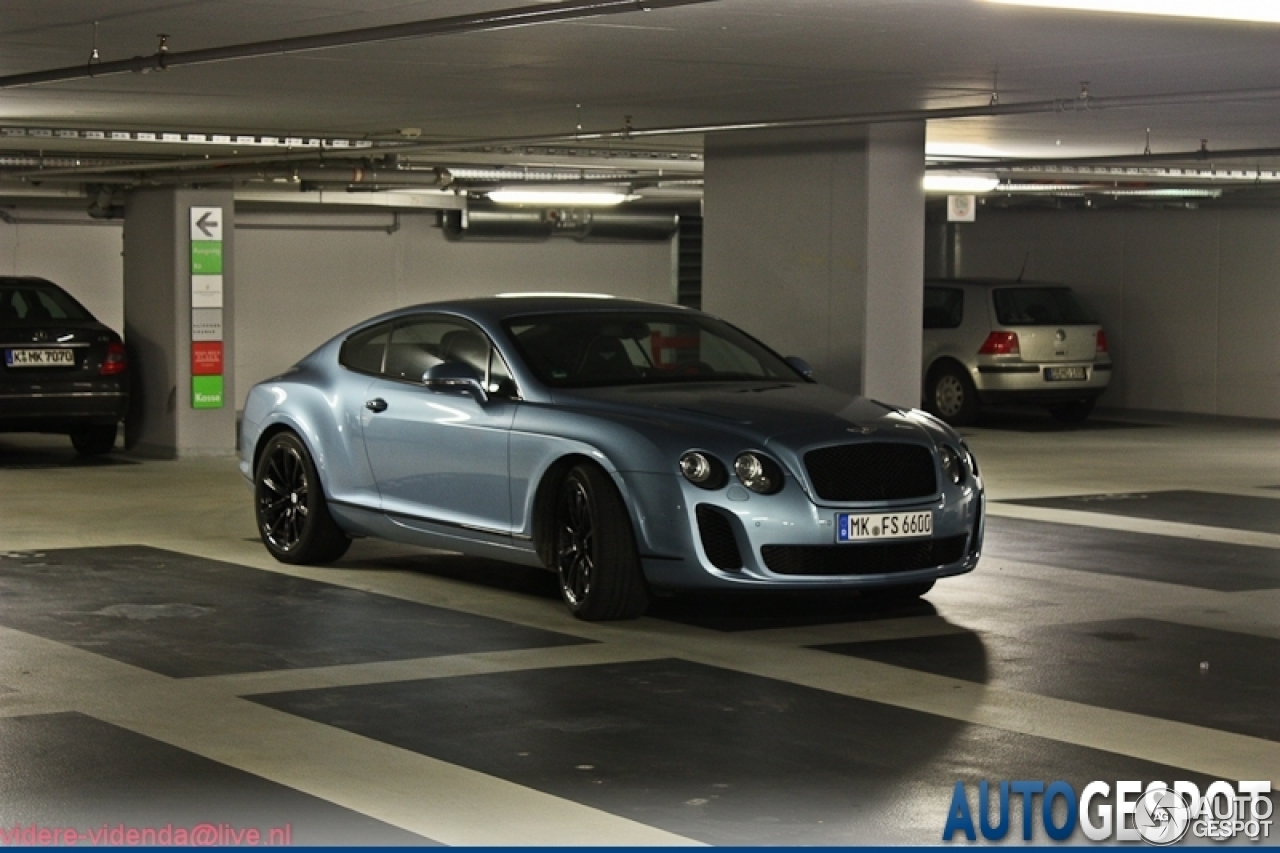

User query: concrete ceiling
[3,1,1280,201]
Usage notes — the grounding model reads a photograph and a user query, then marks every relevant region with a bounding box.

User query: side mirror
[785,356,815,381]
[424,361,488,403]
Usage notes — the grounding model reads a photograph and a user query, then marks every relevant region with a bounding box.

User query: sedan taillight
[978,331,1020,356]
[1096,329,1109,354]
[100,341,127,376]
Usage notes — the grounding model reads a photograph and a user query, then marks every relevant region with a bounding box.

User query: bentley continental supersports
[240,295,984,620]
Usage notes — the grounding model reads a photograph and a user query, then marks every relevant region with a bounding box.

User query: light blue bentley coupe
[240,295,984,620]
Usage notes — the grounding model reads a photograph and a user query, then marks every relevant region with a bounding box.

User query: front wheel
[554,463,650,621]
[254,432,351,564]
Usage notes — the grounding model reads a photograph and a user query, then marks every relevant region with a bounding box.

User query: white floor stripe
[987,501,1280,548]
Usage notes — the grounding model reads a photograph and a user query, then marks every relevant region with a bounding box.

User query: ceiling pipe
[18,81,1280,183]
[929,145,1280,172]
[0,0,719,90]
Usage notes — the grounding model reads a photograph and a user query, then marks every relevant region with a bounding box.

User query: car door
[360,314,517,534]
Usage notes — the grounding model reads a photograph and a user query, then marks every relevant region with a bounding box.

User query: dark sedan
[0,276,128,455]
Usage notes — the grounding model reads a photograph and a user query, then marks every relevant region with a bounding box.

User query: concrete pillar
[123,187,235,457]
[702,122,925,408]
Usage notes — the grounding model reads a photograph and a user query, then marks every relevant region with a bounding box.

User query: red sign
[192,341,223,376]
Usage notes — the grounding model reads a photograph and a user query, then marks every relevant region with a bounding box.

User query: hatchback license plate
[5,348,76,367]
[837,511,932,542]
[1045,366,1087,381]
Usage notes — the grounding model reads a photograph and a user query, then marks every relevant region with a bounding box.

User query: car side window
[923,287,963,329]
[376,314,519,398]
[339,322,392,374]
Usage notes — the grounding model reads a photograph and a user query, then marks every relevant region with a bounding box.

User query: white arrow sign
[190,207,223,240]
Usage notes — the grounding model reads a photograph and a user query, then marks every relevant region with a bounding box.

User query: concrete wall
[953,206,1280,420]
[4,209,674,410]
[0,218,124,332]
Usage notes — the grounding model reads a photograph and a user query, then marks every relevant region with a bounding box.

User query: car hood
[551,382,937,447]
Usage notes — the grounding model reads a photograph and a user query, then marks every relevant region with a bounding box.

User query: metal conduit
[0,0,719,90]
[928,145,1280,172]
[18,84,1280,183]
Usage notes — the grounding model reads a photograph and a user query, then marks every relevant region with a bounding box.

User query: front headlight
[939,444,966,486]
[734,451,784,494]
[679,451,727,489]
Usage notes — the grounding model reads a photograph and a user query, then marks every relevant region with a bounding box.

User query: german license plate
[837,511,932,542]
[1045,366,1087,381]
[5,348,76,367]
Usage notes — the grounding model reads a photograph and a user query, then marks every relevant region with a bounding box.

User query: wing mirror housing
[785,356,815,381]
[424,361,488,403]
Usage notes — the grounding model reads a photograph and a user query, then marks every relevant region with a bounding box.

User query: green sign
[191,241,223,274]
[192,375,224,409]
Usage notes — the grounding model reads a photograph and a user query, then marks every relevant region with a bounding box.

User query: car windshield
[992,286,1097,326]
[504,310,805,388]
[0,283,93,324]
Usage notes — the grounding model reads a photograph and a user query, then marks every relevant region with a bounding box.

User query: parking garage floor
[1,412,1278,845]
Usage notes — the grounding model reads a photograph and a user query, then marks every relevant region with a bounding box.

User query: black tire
[554,463,650,621]
[70,423,118,456]
[254,432,351,564]
[925,364,979,426]
[1048,399,1095,423]
[864,579,936,604]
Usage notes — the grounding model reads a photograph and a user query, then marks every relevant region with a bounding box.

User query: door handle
[365,398,388,413]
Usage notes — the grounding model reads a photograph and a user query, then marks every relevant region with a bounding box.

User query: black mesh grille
[762,535,967,576]
[696,504,743,571]
[804,443,937,502]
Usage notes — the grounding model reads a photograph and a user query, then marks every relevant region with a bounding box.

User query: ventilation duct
[441,206,677,241]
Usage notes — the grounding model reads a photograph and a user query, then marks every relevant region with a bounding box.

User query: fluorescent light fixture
[982,0,1280,24]
[487,189,634,206]
[923,174,1000,193]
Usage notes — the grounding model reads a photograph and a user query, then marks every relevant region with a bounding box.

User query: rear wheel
[1048,399,1095,423]
[255,432,351,564]
[925,364,978,426]
[554,463,650,621]
[70,423,117,456]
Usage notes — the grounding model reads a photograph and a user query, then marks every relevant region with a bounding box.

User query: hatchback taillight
[1096,329,1109,354]
[978,331,1020,356]
[100,342,127,376]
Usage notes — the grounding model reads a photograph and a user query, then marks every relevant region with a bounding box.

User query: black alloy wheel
[554,463,650,621]
[69,423,118,456]
[254,432,351,564]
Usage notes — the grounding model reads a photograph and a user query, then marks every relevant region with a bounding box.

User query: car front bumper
[624,469,984,592]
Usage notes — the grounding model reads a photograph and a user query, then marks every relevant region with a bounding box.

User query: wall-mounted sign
[947,194,977,223]
[192,375,224,409]
[190,206,225,409]
[191,308,223,341]
[191,342,224,376]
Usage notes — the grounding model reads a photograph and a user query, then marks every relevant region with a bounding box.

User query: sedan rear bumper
[0,388,128,431]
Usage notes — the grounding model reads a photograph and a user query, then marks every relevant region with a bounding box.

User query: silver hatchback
[922,279,1111,425]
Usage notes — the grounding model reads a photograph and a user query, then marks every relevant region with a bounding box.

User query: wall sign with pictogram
[190,206,225,409]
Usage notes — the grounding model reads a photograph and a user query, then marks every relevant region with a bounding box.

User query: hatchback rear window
[992,287,1096,326]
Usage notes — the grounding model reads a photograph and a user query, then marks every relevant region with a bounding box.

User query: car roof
[371,294,699,325]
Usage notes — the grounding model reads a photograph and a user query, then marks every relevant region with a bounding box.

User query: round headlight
[734,452,783,494]
[679,451,726,489]
[939,444,965,486]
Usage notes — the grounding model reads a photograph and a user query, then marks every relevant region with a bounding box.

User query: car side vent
[803,443,937,502]
[696,504,743,571]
